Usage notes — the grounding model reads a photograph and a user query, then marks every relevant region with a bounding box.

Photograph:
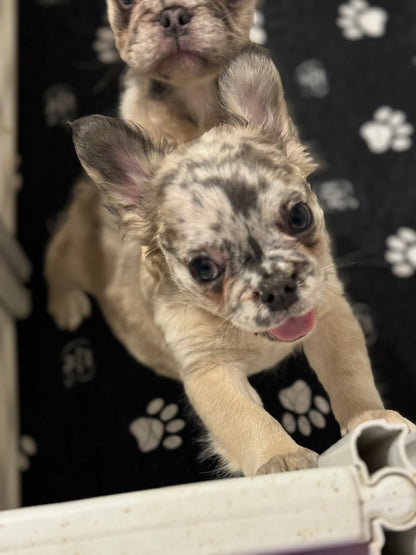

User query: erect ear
[218,44,316,176]
[71,115,167,238]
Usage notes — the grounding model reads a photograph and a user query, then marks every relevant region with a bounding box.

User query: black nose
[257,277,298,312]
[160,7,192,37]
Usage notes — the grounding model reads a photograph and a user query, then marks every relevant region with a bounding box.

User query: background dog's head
[72,46,330,342]
[107,0,257,84]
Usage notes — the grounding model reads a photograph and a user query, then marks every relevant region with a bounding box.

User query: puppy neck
[120,70,220,144]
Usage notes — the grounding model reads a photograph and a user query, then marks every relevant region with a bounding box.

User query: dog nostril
[284,283,296,294]
[177,8,191,26]
[160,12,170,28]
[259,291,276,305]
[160,7,191,32]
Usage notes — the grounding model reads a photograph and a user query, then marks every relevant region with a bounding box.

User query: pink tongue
[269,310,315,342]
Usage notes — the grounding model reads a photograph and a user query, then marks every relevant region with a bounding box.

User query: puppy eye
[288,202,313,233]
[189,257,223,283]
[118,0,133,8]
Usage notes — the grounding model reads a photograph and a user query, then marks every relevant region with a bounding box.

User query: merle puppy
[47,46,414,476]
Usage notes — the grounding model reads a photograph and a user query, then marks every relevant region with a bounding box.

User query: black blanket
[17,0,416,505]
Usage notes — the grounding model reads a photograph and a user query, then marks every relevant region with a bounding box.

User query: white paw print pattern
[337,0,388,40]
[385,227,416,278]
[250,9,267,45]
[19,435,38,472]
[93,26,120,64]
[315,179,359,212]
[360,106,414,154]
[60,338,96,388]
[278,380,331,437]
[43,84,77,127]
[129,398,186,453]
[294,59,330,98]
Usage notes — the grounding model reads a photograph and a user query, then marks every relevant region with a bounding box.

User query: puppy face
[107,0,257,84]
[72,46,329,343]
[155,129,327,341]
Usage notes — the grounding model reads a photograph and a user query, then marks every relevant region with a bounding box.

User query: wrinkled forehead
[157,132,311,258]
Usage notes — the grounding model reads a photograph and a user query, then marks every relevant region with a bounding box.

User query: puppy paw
[48,289,91,331]
[255,447,319,475]
[342,409,416,436]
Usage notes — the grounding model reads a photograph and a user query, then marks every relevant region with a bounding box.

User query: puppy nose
[160,7,192,37]
[257,277,298,312]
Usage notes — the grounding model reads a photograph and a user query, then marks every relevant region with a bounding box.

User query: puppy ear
[71,115,167,238]
[218,45,316,176]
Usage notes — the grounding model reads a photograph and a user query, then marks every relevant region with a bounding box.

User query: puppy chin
[154,51,217,83]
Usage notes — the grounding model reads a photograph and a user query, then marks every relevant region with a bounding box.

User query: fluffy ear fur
[218,45,316,176]
[71,115,167,238]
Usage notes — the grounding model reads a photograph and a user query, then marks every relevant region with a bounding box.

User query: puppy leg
[303,291,415,434]
[45,226,91,331]
[44,179,102,331]
[183,364,318,476]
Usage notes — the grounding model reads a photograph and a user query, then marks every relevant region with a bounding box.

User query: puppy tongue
[269,310,315,342]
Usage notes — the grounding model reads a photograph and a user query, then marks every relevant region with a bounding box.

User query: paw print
[315,179,359,212]
[60,338,96,388]
[19,435,38,471]
[250,9,267,45]
[360,106,414,153]
[385,227,416,278]
[129,398,185,453]
[278,380,331,437]
[93,26,120,64]
[43,84,77,127]
[337,0,388,40]
[294,59,330,98]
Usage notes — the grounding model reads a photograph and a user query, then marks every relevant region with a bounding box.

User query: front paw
[48,289,91,331]
[343,409,416,436]
[256,447,318,475]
